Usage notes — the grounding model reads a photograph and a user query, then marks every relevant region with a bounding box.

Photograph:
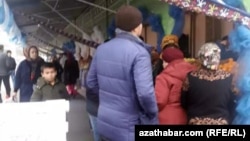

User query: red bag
[66,85,78,95]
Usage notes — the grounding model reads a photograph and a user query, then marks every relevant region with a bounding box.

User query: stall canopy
[0,0,25,47]
[161,0,250,27]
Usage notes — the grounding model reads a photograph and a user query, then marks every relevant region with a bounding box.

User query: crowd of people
[0,45,81,103]
[0,4,242,141]
[85,5,239,141]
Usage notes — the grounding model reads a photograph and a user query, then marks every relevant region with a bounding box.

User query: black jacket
[152,59,164,85]
[53,60,63,81]
[84,71,99,117]
[63,59,79,85]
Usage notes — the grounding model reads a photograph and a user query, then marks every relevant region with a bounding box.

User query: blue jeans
[89,114,100,141]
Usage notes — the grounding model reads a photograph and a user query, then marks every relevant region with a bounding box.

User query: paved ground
[67,96,94,141]
[0,80,94,141]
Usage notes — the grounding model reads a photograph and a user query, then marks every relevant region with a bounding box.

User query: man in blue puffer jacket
[86,5,158,141]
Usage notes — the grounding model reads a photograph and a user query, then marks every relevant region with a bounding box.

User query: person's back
[86,5,158,141]
[183,69,234,122]
[155,48,196,124]
[53,60,63,81]
[94,33,157,140]
[181,43,235,125]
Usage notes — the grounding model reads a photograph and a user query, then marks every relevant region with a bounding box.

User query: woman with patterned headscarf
[181,43,236,125]
[152,35,179,85]
[14,46,44,102]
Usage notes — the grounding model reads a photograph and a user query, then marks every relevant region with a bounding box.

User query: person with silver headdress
[181,43,236,125]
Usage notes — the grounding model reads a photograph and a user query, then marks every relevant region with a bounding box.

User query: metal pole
[42,1,85,34]
[77,0,116,14]
[126,0,129,5]
[34,6,86,15]
[38,24,56,39]
[54,0,59,9]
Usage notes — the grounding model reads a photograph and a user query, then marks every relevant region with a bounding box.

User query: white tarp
[0,100,69,141]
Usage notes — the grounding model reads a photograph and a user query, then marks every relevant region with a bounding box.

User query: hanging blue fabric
[0,0,5,24]
[224,0,250,124]
[222,0,245,10]
[138,7,149,21]
[146,13,165,52]
[107,19,116,39]
[62,40,76,54]
[5,12,14,34]
[169,5,185,38]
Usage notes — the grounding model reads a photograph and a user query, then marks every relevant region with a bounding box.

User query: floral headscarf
[198,43,221,70]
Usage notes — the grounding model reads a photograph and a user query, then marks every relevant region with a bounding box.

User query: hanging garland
[161,0,250,28]
[15,11,100,48]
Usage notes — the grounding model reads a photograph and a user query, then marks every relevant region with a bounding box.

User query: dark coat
[181,69,236,124]
[84,70,99,117]
[64,59,79,85]
[53,60,63,81]
[152,59,164,85]
[14,59,44,102]
[30,77,69,101]
[86,32,158,141]
[0,53,9,76]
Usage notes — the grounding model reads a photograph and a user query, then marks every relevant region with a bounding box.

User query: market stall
[162,0,250,124]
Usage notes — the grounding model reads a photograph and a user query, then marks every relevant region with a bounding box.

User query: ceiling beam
[18,22,38,28]
[34,6,86,15]
[18,20,67,28]
[77,0,116,14]
[42,1,84,34]
[7,0,41,8]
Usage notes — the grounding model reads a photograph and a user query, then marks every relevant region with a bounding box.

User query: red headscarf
[162,47,184,63]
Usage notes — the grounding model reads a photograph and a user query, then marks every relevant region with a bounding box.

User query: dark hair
[29,46,39,54]
[221,36,228,41]
[104,39,111,43]
[6,50,11,54]
[41,63,56,72]
[139,36,144,41]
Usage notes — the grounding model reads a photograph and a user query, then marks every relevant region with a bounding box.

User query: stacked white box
[0,100,69,141]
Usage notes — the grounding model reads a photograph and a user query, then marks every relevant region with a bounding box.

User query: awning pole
[126,0,129,5]
[42,1,85,34]
[77,0,116,14]
[38,25,55,39]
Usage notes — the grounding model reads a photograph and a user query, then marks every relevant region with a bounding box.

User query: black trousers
[0,75,11,96]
